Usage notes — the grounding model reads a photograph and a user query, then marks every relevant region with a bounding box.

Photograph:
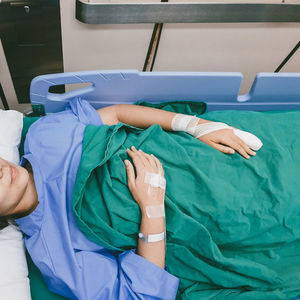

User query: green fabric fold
[72,101,300,299]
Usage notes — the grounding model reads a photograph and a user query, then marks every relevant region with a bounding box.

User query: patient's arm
[97,104,256,159]
[98,103,204,129]
[125,146,166,269]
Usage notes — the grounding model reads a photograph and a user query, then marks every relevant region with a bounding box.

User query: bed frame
[30,70,300,113]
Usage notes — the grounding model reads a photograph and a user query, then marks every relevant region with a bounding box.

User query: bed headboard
[30,70,300,113]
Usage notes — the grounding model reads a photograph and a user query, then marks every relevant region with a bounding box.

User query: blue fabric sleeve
[67,97,103,126]
[118,250,179,299]
[44,248,179,300]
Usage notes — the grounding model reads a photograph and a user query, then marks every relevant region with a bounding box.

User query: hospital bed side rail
[29,70,300,113]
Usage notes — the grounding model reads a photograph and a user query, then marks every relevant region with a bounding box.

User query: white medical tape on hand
[171,113,195,132]
[193,122,231,138]
[233,129,263,151]
[171,113,263,150]
[171,114,231,137]
[145,204,165,219]
[144,172,166,190]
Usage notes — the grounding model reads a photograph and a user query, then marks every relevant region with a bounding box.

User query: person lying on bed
[0,98,260,300]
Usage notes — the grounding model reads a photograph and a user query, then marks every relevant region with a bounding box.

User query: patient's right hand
[124,146,165,213]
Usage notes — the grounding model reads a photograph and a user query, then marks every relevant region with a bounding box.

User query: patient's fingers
[217,132,256,158]
[139,150,157,170]
[127,147,165,181]
[234,137,256,156]
[132,146,149,166]
[124,160,135,189]
[208,141,235,155]
[137,150,165,180]
[126,147,146,177]
[228,140,250,159]
[151,154,164,176]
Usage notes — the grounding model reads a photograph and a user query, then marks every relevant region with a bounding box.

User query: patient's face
[0,157,30,216]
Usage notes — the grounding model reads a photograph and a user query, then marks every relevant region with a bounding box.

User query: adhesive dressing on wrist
[171,113,263,150]
[144,172,166,214]
[145,204,165,219]
[138,231,165,243]
[172,114,231,137]
[144,172,166,189]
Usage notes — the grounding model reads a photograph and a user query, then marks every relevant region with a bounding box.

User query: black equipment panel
[0,0,64,104]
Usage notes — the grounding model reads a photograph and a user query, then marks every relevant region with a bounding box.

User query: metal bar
[150,23,163,72]
[76,2,300,24]
[143,23,160,71]
[0,83,9,110]
[143,0,168,72]
[275,41,300,72]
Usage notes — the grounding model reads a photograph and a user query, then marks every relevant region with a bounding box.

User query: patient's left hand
[198,128,256,159]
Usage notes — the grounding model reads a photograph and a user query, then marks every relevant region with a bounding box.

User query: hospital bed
[25,69,300,299]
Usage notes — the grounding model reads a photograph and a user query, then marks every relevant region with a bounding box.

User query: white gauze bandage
[144,172,166,218]
[144,172,166,190]
[145,204,165,219]
[171,113,263,151]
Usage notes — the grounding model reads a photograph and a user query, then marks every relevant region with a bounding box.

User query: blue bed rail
[30,70,300,113]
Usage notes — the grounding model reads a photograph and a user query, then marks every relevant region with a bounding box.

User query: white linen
[0,225,31,300]
[0,109,23,164]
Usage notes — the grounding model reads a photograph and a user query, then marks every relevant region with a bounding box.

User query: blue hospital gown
[15,98,179,300]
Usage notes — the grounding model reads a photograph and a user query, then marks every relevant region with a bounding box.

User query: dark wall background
[0,0,64,104]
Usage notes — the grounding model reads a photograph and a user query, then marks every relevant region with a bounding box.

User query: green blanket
[72,102,300,300]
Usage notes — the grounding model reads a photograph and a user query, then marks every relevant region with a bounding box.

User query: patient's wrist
[171,113,215,138]
[140,212,165,234]
[139,203,164,216]
[197,118,213,125]
[171,113,230,139]
[137,208,166,269]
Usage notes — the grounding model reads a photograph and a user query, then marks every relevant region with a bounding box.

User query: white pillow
[0,109,23,164]
[0,224,31,300]
[0,109,31,300]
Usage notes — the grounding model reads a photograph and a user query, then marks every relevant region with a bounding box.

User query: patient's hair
[0,210,30,230]
[0,215,12,230]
